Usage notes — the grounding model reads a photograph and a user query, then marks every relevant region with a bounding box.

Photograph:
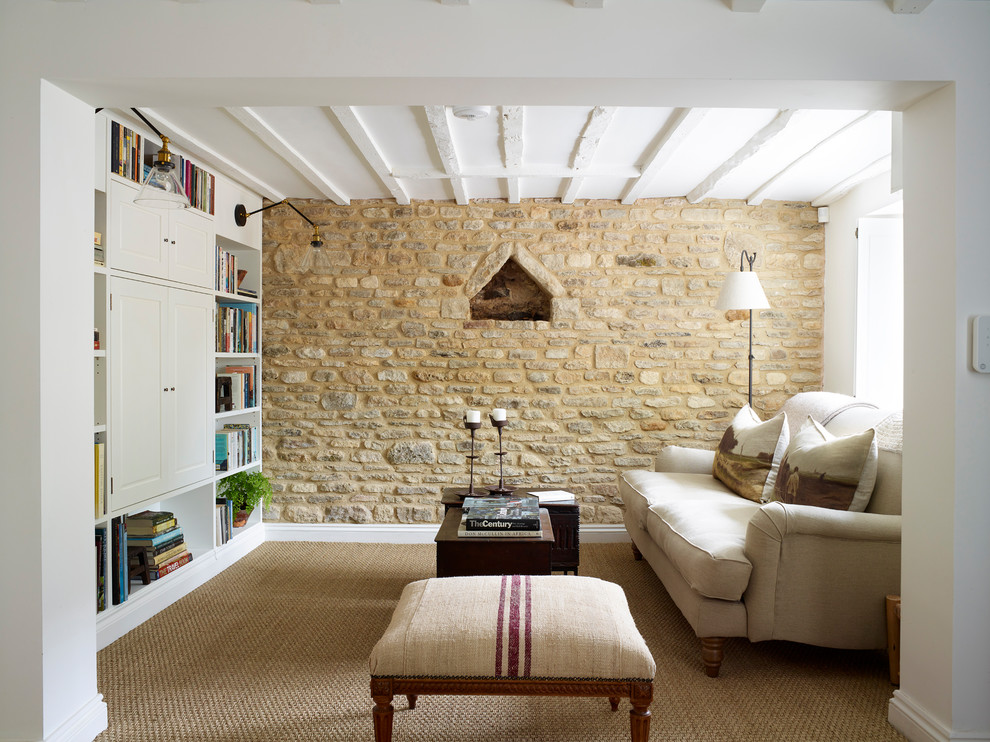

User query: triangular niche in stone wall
[469,258,552,322]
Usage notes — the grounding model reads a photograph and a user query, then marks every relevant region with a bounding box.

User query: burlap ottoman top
[370,575,655,681]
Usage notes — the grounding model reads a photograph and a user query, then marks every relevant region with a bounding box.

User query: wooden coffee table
[441,488,580,574]
[434,507,554,578]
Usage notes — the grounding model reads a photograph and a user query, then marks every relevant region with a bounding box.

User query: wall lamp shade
[134,136,190,210]
[715,271,770,310]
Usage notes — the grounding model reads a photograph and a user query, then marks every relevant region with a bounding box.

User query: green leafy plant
[217,470,273,514]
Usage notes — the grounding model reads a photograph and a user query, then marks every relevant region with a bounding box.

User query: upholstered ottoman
[369,575,656,741]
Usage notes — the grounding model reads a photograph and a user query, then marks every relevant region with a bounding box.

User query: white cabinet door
[107,178,214,287]
[166,289,214,489]
[109,277,167,510]
[170,209,214,289]
[109,278,213,512]
[108,179,168,279]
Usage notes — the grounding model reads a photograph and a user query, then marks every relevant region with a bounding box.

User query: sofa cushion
[773,417,879,512]
[619,469,737,532]
[712,405,789,503]
[645,498,759,601]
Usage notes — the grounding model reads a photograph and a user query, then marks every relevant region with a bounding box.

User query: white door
[170,209,215,289]
[166,289,214,489]
[108,179,168,279]
[856,216,904,409]
[109,277,167,510]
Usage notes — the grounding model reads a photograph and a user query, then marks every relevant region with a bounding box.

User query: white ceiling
[124,104,893,209]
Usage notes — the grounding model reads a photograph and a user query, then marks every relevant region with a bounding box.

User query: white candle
[492,408,507,421]
[466,409,481,423]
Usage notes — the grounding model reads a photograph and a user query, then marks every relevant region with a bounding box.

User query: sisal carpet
[96,542,905,741]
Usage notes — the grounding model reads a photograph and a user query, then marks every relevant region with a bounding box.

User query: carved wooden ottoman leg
[631,542,643,560]
[406,694,418,710]
[371,679,394,742]
[629,682,653,742]
[609,696,620,711]
[701,637,726,677]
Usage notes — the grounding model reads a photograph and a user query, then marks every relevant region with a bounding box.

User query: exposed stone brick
[262,198,824,525]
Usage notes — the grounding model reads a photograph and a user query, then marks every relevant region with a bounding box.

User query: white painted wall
[824,172,903,395]
[1,2,988,740]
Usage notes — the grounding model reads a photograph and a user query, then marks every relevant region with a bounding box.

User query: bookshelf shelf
[216,406,260,420]
[92,111,263,646]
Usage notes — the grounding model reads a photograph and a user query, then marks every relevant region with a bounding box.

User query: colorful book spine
[150,551,193,580]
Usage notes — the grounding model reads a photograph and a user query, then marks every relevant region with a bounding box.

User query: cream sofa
[619,392,902,677]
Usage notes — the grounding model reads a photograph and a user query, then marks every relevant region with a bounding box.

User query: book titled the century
[461,495,541,532]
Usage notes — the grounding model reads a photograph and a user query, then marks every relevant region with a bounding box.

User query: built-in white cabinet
[108,277,214,511]
[93,113,263,645]
[108,179,214,290]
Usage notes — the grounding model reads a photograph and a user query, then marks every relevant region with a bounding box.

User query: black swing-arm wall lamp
[715,249,770,407]
[234,200,324,272]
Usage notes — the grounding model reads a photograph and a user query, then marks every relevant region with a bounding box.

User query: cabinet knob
[170,387,175,391]
[163,388,168,392]
[163,237,168,243]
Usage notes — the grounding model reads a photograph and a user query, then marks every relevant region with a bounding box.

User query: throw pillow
[773,416,879,511]
[713,405,789,503]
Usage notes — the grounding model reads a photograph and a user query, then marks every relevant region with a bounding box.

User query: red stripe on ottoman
[508,576,521,677]
[495,575,508,677]
[524,575,533,677]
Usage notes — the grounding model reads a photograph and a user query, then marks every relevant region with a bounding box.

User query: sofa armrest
[744,502,901,647]
[654,446,716,474]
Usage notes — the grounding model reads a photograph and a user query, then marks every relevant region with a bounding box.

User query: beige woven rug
[96,541,904,741]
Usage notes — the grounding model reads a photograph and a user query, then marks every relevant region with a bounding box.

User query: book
[456,522,545,538]
[126,517,177,536]
[150,551,193,580]
[144,543,187,566]
[529,490,577,504]
[140,533,185,557]
[94,441,105,518]
[127,526,183,547]
[462,495,541,531]
[95,527,107,613]
[126,510,174,526]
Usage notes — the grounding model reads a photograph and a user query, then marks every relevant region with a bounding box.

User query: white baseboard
[264,522,630,544]
[889,690,990,742]
[44,693,107,742]
[96,524,264,650]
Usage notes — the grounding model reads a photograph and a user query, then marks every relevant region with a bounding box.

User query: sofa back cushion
[712,405,789,503]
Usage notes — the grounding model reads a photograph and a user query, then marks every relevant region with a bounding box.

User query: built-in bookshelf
[92,111,263,646]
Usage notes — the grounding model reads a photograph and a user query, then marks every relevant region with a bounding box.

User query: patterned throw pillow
[713,405,789,503]
[773,416,879,511]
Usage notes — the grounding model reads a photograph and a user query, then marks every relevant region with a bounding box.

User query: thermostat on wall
[974,316,990,373]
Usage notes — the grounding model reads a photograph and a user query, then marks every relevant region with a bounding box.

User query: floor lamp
[715,250,770,407]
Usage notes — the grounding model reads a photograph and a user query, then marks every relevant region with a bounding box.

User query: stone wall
[260,198,824,525]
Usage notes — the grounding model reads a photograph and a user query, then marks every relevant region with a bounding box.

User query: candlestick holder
[488,416,514,495]
[463,417,482,496]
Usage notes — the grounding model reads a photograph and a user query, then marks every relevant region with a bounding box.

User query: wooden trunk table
[441,487,580,574]
[434,507,554,578]
[370,575,655,742]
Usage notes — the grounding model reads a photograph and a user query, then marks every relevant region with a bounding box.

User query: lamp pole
[741,250,757,408]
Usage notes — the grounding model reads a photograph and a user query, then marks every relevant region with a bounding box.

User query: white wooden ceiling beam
[128,108,284,203]
[328,106,409,205]
[425,105,468,205]
[747,111,880,205]
[812,154,892,207]
[686,109,796,204]
[889,0,933,13]
[502,106,524,204]
[621,107,708,205]
[563,105,616,204]
[225,106,349,205]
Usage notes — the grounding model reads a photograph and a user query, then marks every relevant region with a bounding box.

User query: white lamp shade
[134,163,190,210]
[715,271,770,310]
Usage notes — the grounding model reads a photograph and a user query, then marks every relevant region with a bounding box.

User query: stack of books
[126,510,192,580]
[458,495,542,538]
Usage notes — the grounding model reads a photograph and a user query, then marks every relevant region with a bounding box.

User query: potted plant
[217,470,273,527]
